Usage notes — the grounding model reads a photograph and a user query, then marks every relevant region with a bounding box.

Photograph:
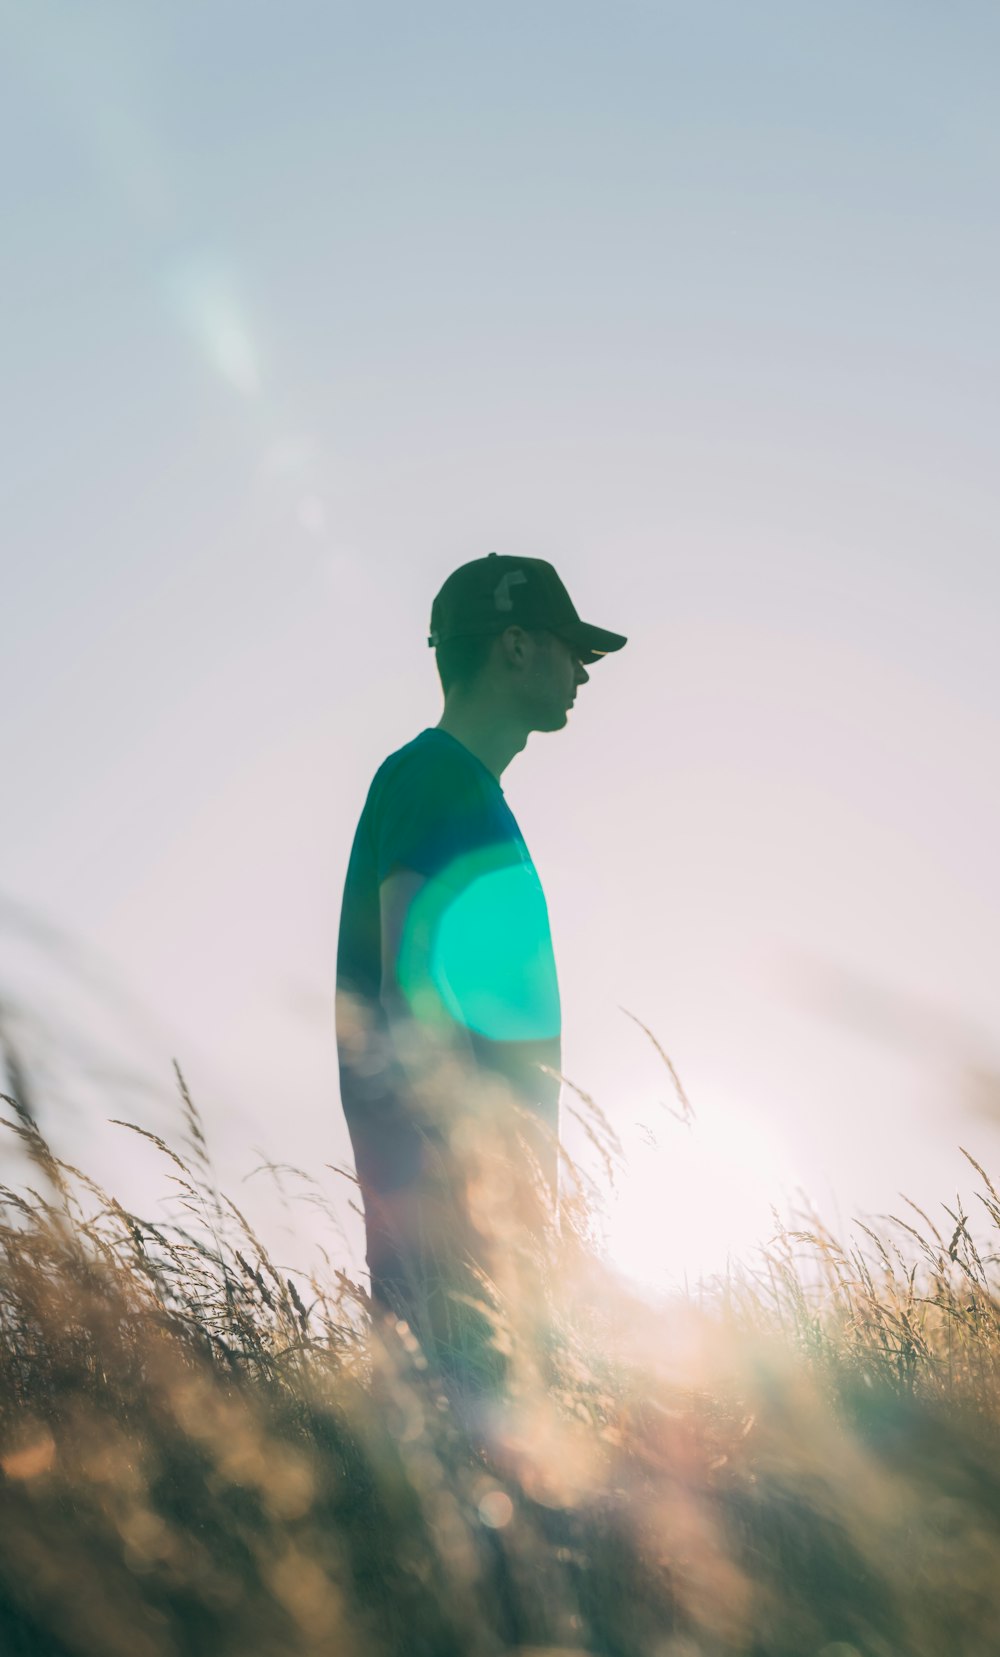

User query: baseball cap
[428,553,628,666]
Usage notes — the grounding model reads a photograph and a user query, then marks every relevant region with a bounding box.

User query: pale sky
[4,4,1000,1289]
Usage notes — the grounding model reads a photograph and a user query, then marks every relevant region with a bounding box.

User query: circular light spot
[477,1488,514,1528]
[427,862,560,1041]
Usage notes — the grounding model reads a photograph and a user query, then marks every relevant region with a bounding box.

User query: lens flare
[164,255,261,397]
[399,855,561,1043]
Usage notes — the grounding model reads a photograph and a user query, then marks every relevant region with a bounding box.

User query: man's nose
[576,662,590,686]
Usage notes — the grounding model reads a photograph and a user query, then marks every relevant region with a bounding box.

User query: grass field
[3,1049,1000,1657]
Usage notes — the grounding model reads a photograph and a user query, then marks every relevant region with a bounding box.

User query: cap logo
[493,569,527,611]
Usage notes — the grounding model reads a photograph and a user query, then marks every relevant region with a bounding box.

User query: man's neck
[435,703,528,781]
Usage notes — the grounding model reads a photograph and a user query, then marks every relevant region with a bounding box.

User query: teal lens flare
[398,852,560,1043]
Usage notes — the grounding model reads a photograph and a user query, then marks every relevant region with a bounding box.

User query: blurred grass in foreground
[2,1048,1000,1657]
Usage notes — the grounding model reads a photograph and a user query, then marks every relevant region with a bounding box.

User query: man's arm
[378,868,478,1121]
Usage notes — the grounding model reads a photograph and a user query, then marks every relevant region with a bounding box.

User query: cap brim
[556,620,628,666]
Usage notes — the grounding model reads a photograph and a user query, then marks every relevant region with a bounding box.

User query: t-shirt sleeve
[373,746,495,886]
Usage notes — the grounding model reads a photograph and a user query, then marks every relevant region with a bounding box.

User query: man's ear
[499,625,530,669]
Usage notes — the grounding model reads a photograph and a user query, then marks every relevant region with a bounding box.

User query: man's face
[519,629,590,731]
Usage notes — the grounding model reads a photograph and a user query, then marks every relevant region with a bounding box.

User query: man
[335,552,627,1371]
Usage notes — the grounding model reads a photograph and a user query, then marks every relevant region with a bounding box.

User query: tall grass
[3,1048,1000,1657]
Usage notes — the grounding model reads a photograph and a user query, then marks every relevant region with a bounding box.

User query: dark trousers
[346,1100,508,1407]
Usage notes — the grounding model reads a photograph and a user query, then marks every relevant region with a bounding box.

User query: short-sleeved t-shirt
[336,727,561,1137]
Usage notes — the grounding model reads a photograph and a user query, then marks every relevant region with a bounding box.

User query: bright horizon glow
[601,1088,803,1295]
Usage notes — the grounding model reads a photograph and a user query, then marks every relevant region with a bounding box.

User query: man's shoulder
[380,727,449,771]
[363,729,503,887]
[371,729,480,798]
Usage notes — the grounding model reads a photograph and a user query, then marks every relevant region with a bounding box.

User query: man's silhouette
[335,553,626,1375]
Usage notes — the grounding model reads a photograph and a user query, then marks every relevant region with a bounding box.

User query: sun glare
[601,1088,802,1296]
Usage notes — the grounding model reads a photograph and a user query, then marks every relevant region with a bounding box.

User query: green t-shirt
[336,728,561,1139]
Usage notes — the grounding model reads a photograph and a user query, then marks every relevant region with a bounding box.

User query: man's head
[430,552,626,732]
[435,625,589,733]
